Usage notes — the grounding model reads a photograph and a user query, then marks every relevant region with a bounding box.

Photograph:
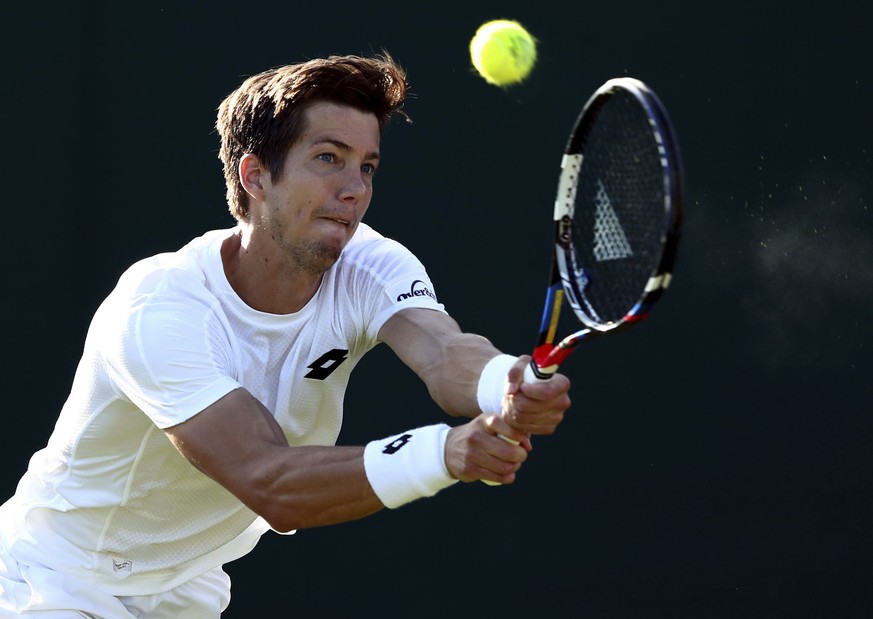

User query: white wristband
[363,424,458,509]
[476,354,517,414]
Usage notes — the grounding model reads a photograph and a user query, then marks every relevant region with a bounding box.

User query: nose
[339,168,369,202]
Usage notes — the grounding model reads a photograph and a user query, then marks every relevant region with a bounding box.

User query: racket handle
[482,360,552,486]
[525,359,556,382]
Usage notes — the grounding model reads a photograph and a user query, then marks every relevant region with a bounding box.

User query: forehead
[299,101,381,151]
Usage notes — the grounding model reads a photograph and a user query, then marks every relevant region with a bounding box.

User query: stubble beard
[288,238,342,276]
[261,212,342,276]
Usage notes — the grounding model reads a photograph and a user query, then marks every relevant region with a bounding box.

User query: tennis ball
[469,19,537,87]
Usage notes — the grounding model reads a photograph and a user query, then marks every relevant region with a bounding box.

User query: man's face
[257,101,381,275]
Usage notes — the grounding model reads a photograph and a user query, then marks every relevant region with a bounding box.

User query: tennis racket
[484,77,683,485]
[525,76,684,382]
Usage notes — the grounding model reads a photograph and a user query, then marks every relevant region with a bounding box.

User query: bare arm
[165,387,383,533]
[165,383,529,531]
[164,310,571,532]
[378,308,500,417]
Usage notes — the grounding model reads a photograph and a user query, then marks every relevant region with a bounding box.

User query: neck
[221,228,323,314]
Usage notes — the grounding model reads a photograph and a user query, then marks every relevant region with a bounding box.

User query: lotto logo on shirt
[394,279,437,303]
[304,349,349,380]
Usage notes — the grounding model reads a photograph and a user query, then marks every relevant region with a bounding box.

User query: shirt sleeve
[97,266,241,429]
[339,231,447,342]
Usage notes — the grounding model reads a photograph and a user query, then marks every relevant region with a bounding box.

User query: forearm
[251,445,383,532]
[380,309,509,418]
[421,331,504,417]
[170,389,458,531]
[251,423,458,528]
[168,390,385,532]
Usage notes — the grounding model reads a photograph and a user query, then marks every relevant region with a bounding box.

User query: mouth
[321,216,353,227]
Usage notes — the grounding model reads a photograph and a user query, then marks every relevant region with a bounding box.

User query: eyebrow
[313,138,380,161]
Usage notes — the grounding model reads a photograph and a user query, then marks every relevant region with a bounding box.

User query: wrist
[476,354,517,414]
[364,424,458,509]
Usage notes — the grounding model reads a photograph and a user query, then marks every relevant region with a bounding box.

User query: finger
[479,415,528,486]
[504,355,532,395]
[518,372,571,401]
[485,413,528,447]
[511,410,567,436]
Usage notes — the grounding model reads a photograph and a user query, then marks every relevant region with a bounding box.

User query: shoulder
[334,223,438,301]
[89,231,238,381]
[112,228,233,301]
[93,228,235,341]
[327,224,445,339]
[338,223,424,273]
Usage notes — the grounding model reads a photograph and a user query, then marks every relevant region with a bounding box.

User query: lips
[319,212,355,226]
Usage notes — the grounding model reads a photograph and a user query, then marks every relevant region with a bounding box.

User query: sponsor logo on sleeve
[395,279,437,303]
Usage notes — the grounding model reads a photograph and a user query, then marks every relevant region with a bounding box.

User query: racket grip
[482,361,553,486]
[524,359,556,382]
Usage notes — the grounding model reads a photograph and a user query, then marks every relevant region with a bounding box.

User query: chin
[296,241,343,275]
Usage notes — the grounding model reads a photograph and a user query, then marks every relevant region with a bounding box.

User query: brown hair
[216,53,410,221]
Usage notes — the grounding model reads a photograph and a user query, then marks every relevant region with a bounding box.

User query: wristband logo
[396,280,436,303]
[382,433,412,454]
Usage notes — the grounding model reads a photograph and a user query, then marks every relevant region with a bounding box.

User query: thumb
[504,354,532,395]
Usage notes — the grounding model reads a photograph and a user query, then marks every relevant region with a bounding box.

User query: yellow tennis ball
[470,19,537,87]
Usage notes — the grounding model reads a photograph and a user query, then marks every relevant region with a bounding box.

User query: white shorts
[0,545,231,618]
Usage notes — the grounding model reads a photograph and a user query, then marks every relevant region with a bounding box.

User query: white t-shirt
[0,223,446,595]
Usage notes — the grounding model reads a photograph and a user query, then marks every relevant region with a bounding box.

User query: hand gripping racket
[526,76,684,381]
[485,78,684,484]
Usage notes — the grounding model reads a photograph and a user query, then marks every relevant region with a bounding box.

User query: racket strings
[570,92,667,325]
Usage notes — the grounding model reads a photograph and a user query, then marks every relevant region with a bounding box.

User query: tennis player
[0,53,571,617]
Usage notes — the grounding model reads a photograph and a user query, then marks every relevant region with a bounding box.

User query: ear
[239,154,266,201]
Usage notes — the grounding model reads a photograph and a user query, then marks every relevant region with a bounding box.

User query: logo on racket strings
[592,180,633,262]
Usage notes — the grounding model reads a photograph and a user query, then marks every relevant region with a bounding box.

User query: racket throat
[531,342,575,378]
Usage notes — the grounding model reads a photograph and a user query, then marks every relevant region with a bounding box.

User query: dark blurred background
[3,1,871,617]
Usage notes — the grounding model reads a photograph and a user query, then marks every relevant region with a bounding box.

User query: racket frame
[530,77,684,378]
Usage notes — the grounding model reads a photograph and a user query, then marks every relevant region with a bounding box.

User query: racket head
[555,77,684,336]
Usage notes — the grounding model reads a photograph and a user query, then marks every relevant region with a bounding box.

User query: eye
[317,152,337,164]
[361,162,377,176]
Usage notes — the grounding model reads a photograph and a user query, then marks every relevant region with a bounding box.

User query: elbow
[256,500,303,533]
[267,518,298,535]
[249,489,305,533]
[237,474,304,533]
